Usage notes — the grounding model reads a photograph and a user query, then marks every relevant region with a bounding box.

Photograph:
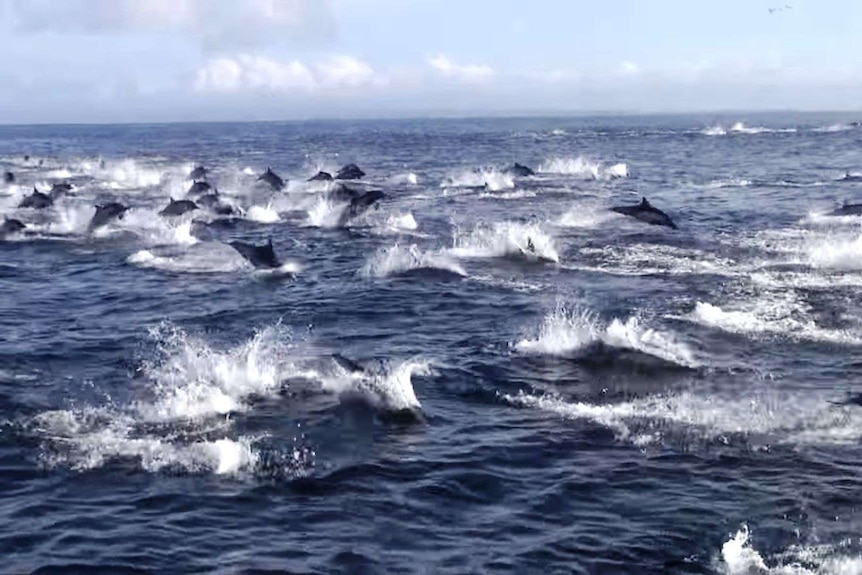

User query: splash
[557,204,618,228]
[360,244,466,278]
[126,242,253,274]
[448,221,559,263]
[516,304,699,368]
[30,323,314,477]
[718,525,862,575]
[321,357,431,412]
[538,156,628,180]
[807,230,862,271]
[305,196,347,228]
[702,125,727,136]
[386,212,418,232]
[246,203,280,223]
[389,172,419,185]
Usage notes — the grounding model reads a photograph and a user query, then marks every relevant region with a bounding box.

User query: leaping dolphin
[827,201,862,216]
[336,190,385,227]
[159,197,198,217]
[88,202,128,232]
[335,164,365,180]
[505,162,535,177]
[0,217,25,239]
[258,167,285,191]
[49,182,74,200]
[228,238,281,269]
[308,171,333,182]
[189,165,208,180]
[610,197,677,229]
[18,187,53,209]
[196,192,234,215]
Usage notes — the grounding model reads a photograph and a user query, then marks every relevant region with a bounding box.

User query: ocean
[1,113,861,574]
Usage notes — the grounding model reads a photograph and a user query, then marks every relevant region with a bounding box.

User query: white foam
[386,212,418,231]
[246,203,280,223]
[557,204,618,228]
[127,242,251,274]
[719,525,862,575]
[389,172,419,185]
[360,244,467,278]
[576,244,738,277]
[305,197,347,228]
[31,323,314,477]
[702,125,727,136]
[687,299,862,345]
[516,304,699,368]
[814,123,855,133]
[538,156,628,180]
[807,230,862,270]
[448,221,559,263]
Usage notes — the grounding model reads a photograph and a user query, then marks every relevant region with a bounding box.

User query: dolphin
[505,162,535,177]
[18,187,53,209]
[328,183,362,203]
[228,238,280,269]
[610,197,677,229]
[337,190,385,227]
[49,182,74,200]
[258,167,285,191]
[838,172,862,183]
[88,202,128,232]
[187,181,212,197]
[0,217,25,239]
[159,197,198,217]
[189,165,208,180]
[335,164,365,180]
[3,171,14,184]
[196,193,234,215]
[827,201,862,216]
[308,171,333,182]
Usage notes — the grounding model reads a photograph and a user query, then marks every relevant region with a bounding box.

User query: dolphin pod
[610,197,678,229]
[228,238,281,269]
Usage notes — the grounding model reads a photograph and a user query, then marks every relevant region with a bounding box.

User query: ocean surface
[1,113,862,574]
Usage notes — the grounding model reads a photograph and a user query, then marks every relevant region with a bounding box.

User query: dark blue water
[2,114,862,574]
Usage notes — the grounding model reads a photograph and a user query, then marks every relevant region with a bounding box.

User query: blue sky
[0,0,859,123]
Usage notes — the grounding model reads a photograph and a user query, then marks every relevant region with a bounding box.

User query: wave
[719,525,862,575]
[320,356,431,413]
[813,123,857,133]
[516,304,699,369]
[441,168,514,191]
[360,244,466,279]
[538,156,628,180]
[29,323,314,477]
[687,299,862,345]
[448,221,559,263]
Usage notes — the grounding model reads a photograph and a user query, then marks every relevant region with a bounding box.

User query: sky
[0,0,859,123]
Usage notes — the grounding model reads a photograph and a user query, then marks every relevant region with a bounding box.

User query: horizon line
[0,108,859,128]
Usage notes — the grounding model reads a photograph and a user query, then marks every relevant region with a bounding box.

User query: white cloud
[427,54,494,84]
[620,61,640,75]
[8,0,335,48]
[194,54,379,94]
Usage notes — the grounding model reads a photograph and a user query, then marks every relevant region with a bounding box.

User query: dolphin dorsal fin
[33,186,38,194]
[641,197,649,207]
